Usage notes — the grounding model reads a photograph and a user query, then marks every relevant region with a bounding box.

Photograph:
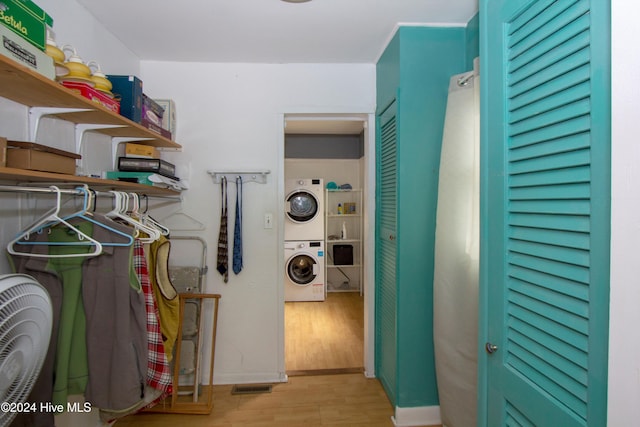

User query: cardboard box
[0,0,53,50]
[154,98,176,137]
[11,0,52,26]
[142,94,164,126]
[343,202,356,214]
[107,74,143,123]
[118,156,176,178]
[141,117,172,140]
[61,81,120,113]
[6,140,80,175]
[124,142,159,159]
[105,170,155,186]
[0,24,54,79]
[105,171,185,191]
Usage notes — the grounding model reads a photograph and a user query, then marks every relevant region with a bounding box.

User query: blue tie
[233,176,243,274]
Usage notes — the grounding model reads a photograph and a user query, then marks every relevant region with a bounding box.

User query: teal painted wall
[465,13,480,69]
[376,32,400,114]
[376,23,477,408]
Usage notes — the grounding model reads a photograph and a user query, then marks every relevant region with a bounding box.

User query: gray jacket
[9,214,146,425]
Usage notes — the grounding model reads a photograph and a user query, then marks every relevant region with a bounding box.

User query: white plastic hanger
[158,210,205,231]
[105,191,160,243]
[129,192,167,237]
[7,186,103,258]
[138,194,171,236]
[62,186,135,247]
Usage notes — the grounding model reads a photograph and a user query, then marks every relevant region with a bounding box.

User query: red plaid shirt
[134,240,173,396]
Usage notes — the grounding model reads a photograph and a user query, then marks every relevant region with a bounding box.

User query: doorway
[281,114,374,377]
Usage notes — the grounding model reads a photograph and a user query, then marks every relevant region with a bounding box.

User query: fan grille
[0,275,53,427]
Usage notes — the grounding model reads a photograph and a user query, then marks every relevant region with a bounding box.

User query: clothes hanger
[129,192,166,237]
[139,194,171,236]
[7,185,103,258]
[126,192,162,241]
[105,191,160,243]
[60,186,135,247]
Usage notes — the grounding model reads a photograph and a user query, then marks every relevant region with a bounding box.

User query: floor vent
[231,384,273,395]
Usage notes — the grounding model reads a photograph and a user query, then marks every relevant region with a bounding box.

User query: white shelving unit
[325,189,363,294]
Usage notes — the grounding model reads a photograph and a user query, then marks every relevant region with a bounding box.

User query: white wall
[139,61,375,383]
[37,0,140,75]
[608,1,640,425]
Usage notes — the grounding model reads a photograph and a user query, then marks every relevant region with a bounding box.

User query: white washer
[285,178,324,241]
[284,240,325,302]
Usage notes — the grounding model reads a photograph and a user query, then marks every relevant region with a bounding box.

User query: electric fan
[0,274,53,427]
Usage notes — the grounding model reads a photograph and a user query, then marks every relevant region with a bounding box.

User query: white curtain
[433,59,480,427]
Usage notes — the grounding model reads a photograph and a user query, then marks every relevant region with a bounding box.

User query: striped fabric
[133,240,173,395]
[217,176,229,282]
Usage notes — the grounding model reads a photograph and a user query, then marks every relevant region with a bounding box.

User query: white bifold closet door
[433,59,480,427]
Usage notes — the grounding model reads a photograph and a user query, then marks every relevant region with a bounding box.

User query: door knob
[485,342,498,354]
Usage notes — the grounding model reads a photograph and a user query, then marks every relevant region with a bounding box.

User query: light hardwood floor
[115,373,398,426]
[285,292,364,374]
[114,292,441,426]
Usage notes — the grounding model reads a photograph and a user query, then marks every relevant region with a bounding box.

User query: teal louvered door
[376,99,398,404]
[481,0,610,426]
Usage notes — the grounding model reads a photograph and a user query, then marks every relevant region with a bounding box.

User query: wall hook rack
[208,170,271,184]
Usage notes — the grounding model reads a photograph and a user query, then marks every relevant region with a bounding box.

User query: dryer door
[286,253,318,286]
[286,190,319,223]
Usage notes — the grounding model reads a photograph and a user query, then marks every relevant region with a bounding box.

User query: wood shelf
[0,54,181,150]
[0,167,181,196]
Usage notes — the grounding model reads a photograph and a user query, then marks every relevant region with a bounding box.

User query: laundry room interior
[283,116,367,375]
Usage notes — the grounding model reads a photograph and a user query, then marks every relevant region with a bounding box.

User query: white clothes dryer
[285,178,324,241]
[284,240,325,302]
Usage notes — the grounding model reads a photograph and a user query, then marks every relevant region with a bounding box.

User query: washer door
[286,190,319,223]
[286,253,318,286]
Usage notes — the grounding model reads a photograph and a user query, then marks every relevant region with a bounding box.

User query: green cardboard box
[0,0,54,50]
[0,24,54,79]
[13,0,53,26]
[106,171,154,186]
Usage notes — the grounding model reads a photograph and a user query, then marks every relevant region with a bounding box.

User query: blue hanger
[20,186,135,247]
[9,186,104,257]
[63,186,134,247]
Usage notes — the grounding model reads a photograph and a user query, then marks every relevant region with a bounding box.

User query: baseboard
[392,405,441,427]
[286,367,364,377]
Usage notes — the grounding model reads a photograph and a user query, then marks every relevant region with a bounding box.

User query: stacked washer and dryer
[284,178,326,302]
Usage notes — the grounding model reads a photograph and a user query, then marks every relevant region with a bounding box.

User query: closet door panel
[376,98,398,404]
[480,0,611,425]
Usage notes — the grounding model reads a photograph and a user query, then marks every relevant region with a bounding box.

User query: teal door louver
[480,0,611,425]
[376,99,398,404]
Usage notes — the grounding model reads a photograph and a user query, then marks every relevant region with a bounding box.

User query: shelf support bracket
[111,137,155,169]
[76,124,128,154]
[29,107,92,141]
[75,124,127,175]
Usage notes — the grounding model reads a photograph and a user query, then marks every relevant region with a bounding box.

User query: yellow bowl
[91,75,112,92]
[45,44,65,63]
[64,59,91,78]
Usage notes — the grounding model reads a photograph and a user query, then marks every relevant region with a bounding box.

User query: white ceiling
[76,0,478,64]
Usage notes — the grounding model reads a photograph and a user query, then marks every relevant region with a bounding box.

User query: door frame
[277,112,377,379]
